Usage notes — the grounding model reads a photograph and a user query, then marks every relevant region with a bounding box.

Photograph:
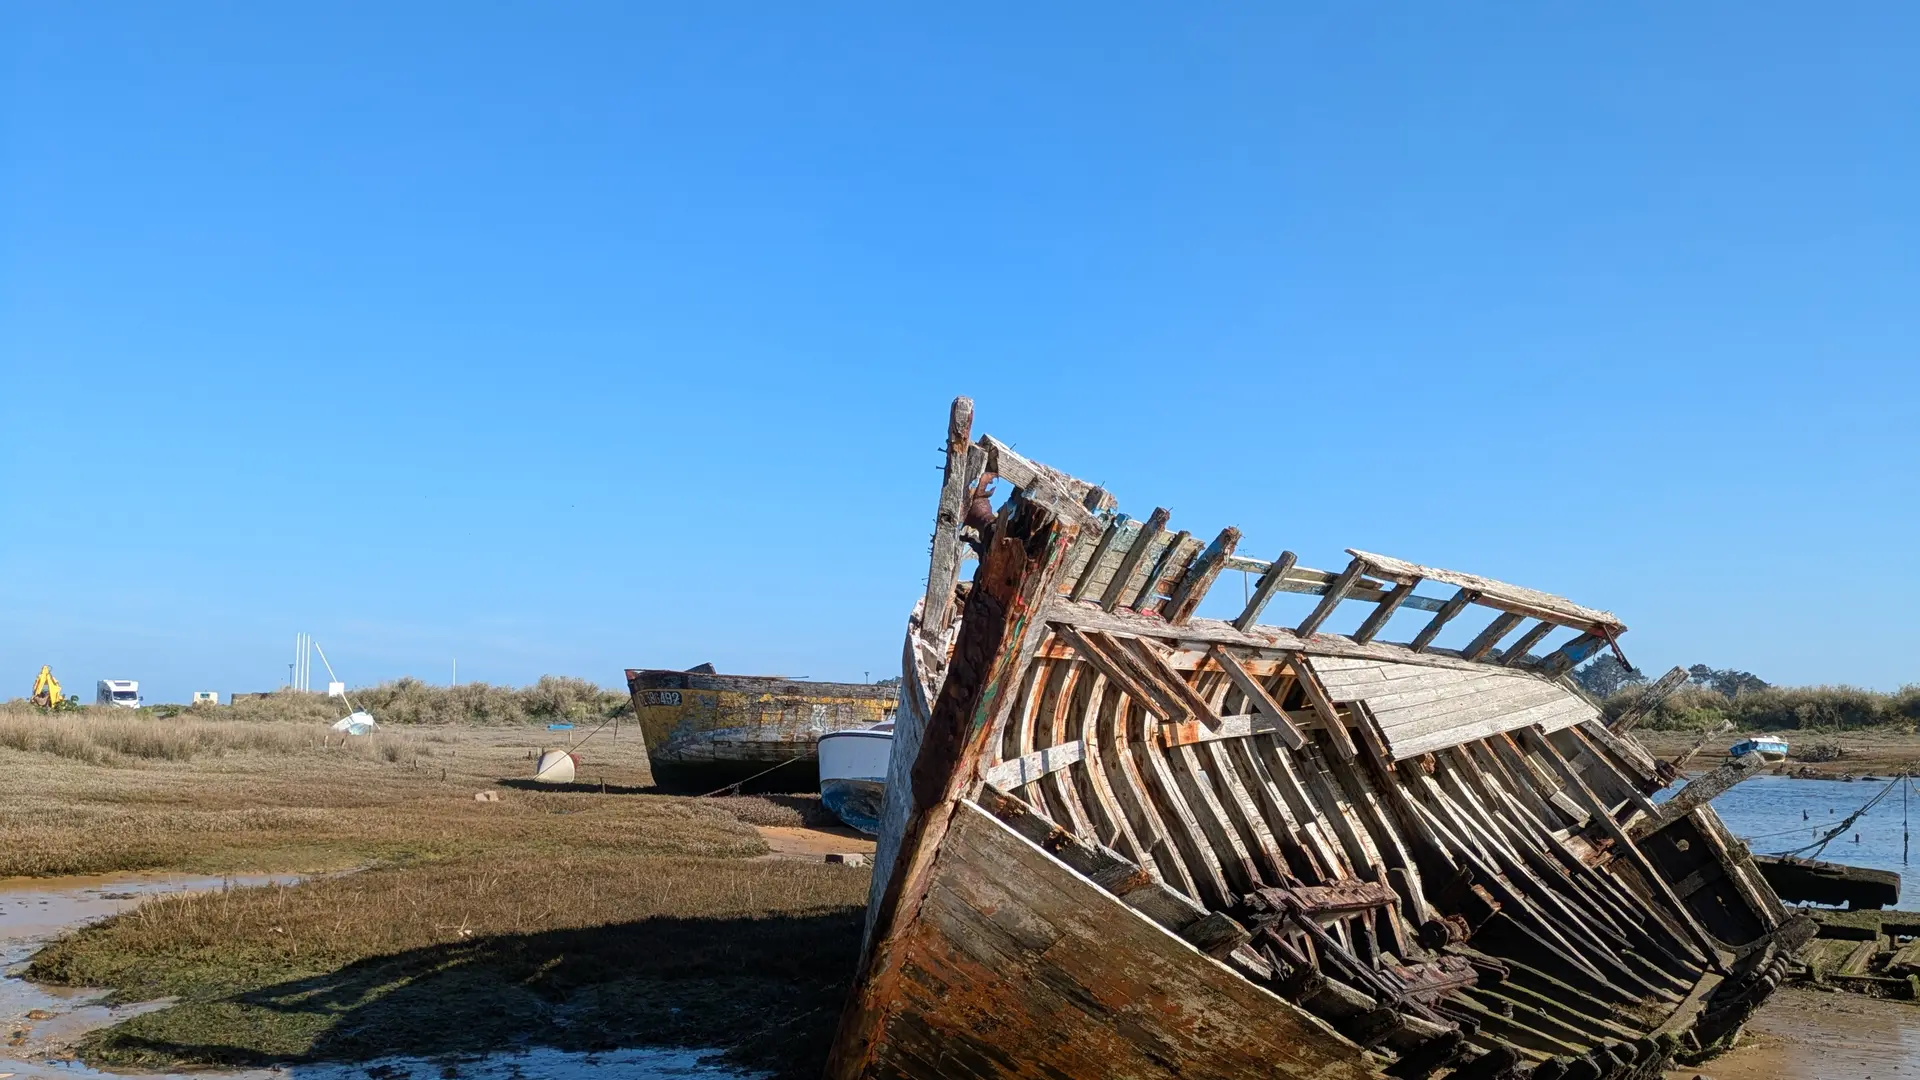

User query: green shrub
[1612,682,1920,733]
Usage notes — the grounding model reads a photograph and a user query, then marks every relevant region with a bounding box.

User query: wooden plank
[1409,587,1476,652]
[1103,641,1261,896]
[1233,550,1297,631]
[1215,727,1325,883]
[1573,718,1663,790]
[1055,625,1186,724]
[1627,753,1767,840]
[1067,515,1129,602]
[1297,556,1365,636]
[1498,620,1557,666]
[1120,636,1225,729]
[1207,645,1307,750]
[919,396,975,638]
[1294,741,1384,877]
[1195,732,1292,886]
[1159,711,1310,748]
[1349,549,1625,635]
[1132,530,1195,612]
[1352,576,1421,645]
[1164,526,1241,625]
[1609,665,1691,734]
[1461,612,1526,662]
[833,491,1083,1075]
[1125,676,1236,908]
[1093,676,1189,893]
[1074,672,1155,874]
[1291,656,1358,760]
[984,740,1087,790]
[1518,726,1727,971]
[1044,598,1551,677]
[1099,507,1170,612]
[1029,657,1094,836]
[1533,631,1607,679]
[843,799,1377,1080]
[973,784,1205,931]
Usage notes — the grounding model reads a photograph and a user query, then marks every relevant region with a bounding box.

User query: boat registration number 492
[640,690,682,706]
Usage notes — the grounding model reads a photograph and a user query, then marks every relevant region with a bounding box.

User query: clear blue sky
[5,5,1916,702]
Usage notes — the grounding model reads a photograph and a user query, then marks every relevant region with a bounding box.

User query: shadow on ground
[496,777,661,795]
[80,911,863,1079]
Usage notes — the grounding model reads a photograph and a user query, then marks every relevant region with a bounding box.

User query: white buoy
[330,711,378,735]
[534,749,577,784]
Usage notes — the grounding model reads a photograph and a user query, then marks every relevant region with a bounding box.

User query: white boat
[818,723,893,833]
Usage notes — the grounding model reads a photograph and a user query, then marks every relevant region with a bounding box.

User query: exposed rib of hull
[830,399,1806,1080]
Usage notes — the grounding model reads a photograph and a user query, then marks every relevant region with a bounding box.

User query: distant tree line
[1572,656,1771,700]
[1572,656,1920,733]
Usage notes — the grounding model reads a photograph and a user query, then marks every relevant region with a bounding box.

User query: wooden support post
[1409,587,1476,652]
[829,494,1083,1080]
[1067,514,1129,602]
[1461,612,1525,662]
[1132,529,1192,612]
[1533,631,1606,678]
[1628,753,1766,841]
[1497,620,1556,666]
[1233,550,1297,631]
[1353,576,1422,645]
[919,397,975,637]
[1609,666,1690,733]
[1297,555,1365,636]
[1099,507,1169,612]
[1207,645,1306,750]
[1164,526,1241,625]
[1289,655,1357,761]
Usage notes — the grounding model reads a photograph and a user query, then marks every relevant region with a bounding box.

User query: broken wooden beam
[1233,550,1297,631]
[1608,666,1690,734]
[1628,753,1766,840]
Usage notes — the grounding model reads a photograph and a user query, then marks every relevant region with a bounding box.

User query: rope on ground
[698,755,807,798]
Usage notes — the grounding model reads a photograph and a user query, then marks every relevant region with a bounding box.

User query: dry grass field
[2,703,870,1077]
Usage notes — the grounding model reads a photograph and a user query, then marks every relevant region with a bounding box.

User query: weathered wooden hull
[830,399,1807,1080]
[624,667,897,793]
[1754,854,1900,910]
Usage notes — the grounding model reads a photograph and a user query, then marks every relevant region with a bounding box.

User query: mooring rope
[1769,773,1906,860]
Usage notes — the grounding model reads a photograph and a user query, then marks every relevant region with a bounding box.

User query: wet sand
[1664,986,1920,1079]
[754,823,876,861]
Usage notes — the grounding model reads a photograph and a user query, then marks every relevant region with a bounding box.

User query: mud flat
[1663,985,1920,1079]
[2,874,300,1076]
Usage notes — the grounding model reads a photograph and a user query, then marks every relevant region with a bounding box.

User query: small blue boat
[1730,736,1789,761]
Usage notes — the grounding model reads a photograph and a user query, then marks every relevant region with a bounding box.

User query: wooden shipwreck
[625,665,897,792]
[827,398,1810,1080]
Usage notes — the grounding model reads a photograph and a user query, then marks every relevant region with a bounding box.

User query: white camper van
[97,680,140,708]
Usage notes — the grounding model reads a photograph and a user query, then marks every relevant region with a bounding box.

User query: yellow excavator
[31,665,75,710]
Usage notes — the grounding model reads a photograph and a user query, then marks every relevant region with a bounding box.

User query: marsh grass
[1609,684,1920,733]
[0,707,428,766]
[31,855,869,1077]
[8,711,870,1077]
[0,713,726,877]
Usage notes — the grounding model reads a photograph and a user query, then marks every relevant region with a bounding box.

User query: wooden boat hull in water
[625,667,897,793]
[829,399,1812,1080]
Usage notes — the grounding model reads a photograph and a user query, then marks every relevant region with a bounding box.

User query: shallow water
[0,874,758,1080]
[1695,773,1920,910]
